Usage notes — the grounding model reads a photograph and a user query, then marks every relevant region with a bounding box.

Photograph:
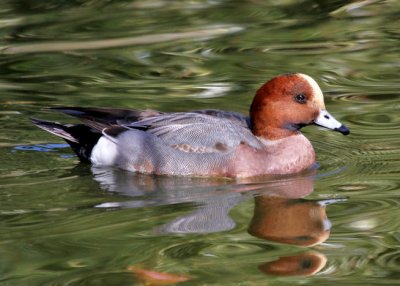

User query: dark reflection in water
[91,167,344,277]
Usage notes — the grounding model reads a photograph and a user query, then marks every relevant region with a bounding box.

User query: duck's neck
[251,121,300,140]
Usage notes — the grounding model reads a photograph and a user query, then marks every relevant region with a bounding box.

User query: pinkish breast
[229,134,316,177]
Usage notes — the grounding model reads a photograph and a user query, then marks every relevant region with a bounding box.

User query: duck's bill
[314,110,350,135]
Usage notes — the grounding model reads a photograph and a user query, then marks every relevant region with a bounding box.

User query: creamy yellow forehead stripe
[298,73,325,108]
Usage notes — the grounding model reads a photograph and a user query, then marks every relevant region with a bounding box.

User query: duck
[32,73,349,178]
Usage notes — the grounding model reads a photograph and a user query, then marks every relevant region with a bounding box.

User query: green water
[1,1,400,285]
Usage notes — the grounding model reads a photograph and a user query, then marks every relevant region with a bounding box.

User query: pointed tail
[31,118,102,163]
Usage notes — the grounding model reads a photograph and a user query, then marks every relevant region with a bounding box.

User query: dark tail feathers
[31,118,102,163]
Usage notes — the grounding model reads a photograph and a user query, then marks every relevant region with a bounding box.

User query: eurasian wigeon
[32,73,349,178]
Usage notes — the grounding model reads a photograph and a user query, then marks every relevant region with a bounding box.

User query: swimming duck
[32,73,349,178]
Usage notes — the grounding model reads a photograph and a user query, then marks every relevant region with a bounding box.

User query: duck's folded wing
[50,107,260,153]
[122,112,263,153]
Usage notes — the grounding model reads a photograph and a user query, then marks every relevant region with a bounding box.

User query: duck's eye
[295,94,307,104]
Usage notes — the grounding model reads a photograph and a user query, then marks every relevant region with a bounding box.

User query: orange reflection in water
[259,252,327,276]
[128,266,192,285]
[248,196,330,247]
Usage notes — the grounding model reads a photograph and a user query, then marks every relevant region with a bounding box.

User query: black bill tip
[335,124,350,135]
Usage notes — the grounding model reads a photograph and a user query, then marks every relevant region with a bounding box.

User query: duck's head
[250,73,349,140]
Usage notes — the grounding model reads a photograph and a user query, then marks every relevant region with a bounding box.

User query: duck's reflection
[248,197,331,247]
[246,178,339,277]
[93,167,244,233]
[258,252,327,276]
[91,167,343,277]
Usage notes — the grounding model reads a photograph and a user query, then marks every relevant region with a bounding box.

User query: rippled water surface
[1,1,400,285]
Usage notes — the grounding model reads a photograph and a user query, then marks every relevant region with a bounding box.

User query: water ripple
[1,25,244,54]
[334,93,400,104]
[330,197,400,236]
[375,249,400,273]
